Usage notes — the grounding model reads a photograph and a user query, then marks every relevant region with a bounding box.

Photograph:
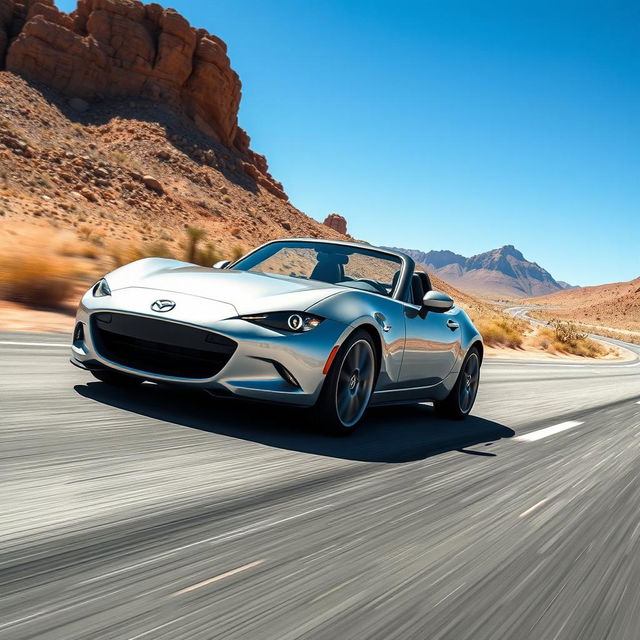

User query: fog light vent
[273,362,301,389]
[73,322,85,343]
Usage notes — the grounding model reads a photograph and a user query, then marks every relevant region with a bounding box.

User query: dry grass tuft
[463,303,529,348]
[107,239,176,268]
[474,315,525,348]
[195,242,220,267]
[0,250,79,308]
[106,241,144,268]
[229,244,245,261]
[535,319,609,358]
[182,227,241,266]
[77,223,106,246]
[184,226,206,264]
[58,239,100,260]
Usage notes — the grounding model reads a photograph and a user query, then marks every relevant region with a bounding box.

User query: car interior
[309,252,348,283]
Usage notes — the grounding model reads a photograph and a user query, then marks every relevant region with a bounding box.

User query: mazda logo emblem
[151,299,176,313]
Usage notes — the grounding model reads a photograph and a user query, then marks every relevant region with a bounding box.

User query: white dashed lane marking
[515,421,584,442]
[172,560,264,596]
[519,499,549,517]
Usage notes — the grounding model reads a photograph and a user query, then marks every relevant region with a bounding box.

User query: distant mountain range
[384,245,574,299]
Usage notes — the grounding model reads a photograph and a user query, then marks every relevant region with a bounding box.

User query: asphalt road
[2,330,640,639]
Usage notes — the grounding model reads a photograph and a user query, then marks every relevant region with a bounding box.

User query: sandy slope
[526,276,640,332]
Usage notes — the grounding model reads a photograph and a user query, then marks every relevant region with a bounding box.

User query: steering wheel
[354,278,388,295]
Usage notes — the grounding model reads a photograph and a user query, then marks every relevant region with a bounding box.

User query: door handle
[446,319,459,331]
[374,312,392,332]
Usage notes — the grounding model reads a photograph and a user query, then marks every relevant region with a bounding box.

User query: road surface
[2,330,640,639]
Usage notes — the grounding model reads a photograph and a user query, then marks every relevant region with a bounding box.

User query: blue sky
[56,0,639,285]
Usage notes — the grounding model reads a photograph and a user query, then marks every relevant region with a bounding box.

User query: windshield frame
[229,239,414,301]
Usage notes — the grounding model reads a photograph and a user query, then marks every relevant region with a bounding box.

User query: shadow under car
[74,382,514,463]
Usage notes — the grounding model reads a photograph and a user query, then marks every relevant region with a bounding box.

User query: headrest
[316,252,349,265]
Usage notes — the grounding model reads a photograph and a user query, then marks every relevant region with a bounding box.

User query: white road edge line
[172,559,264,596]
[636,401,640,405]
[514,421,584,442]
[0,341,68,348]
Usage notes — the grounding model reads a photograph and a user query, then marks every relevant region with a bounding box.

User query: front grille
[91,313,236,379]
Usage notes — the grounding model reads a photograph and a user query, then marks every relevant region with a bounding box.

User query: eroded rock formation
[1,0,286,199]
[323,213,347,235]
[0,0,14,66]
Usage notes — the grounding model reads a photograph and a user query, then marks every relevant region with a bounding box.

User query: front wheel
[433,347,480,420]
[315,330,378,435]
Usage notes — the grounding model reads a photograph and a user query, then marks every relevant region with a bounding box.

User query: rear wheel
[91,369,144,387]
[315,330,378,435]
[433,347,480,420]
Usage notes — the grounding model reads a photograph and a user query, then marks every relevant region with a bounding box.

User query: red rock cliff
[1,0,286,199]
[323,213,347,235]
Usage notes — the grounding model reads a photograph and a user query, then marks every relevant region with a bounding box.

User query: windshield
[232,241,404,297]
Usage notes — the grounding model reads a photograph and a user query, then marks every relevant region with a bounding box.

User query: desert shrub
[0,251,78,308]
[76,223,106,246]
[549,319,588,344]
[475,316,524,348]
[106,241,176,268]
[194,242,220,267]
[144,241,175,259]
[59,239,100,260]
[107,240,175,268]
[560,338,607,358]
[531,327,555,351]
[107,241,144,268]
[110,150,126,164]
[535,319,609,357]
[230,244,245,261]
[109,149,141,171]
[184,226,206,264]
[182,227,228,266]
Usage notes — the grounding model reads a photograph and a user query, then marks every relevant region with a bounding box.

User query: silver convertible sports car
[71,239,483,434]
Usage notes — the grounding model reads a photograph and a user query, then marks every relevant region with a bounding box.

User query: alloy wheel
[458,352,480,414]
[335,339,375,427]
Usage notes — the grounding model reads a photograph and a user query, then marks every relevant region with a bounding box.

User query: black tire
[433,347,481,420]
[91,369,144,387]
[315,329,378,435]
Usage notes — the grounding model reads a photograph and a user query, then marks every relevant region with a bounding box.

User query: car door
[398,276,460,386]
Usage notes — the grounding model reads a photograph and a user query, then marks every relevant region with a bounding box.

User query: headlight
[92,278,112,297]
[240,311,324,333]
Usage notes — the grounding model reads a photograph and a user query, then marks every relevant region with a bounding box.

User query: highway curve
[1,330,640,639]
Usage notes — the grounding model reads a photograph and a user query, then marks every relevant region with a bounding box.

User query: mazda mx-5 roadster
[71,239,483,434]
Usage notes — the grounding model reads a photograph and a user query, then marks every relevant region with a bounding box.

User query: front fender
[307,291,407,387]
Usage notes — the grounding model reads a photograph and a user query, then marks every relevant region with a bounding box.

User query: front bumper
[71,297,351,407]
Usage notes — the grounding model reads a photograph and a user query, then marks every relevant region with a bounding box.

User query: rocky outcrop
[0,0,13,66]
[323,213,347,235]
[1,0,286,199]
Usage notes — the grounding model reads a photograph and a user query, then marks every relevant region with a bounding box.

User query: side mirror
[422,290,454,313]
[213,260,231,269]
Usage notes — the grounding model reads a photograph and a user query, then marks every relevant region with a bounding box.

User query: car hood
[107,258,343,314]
